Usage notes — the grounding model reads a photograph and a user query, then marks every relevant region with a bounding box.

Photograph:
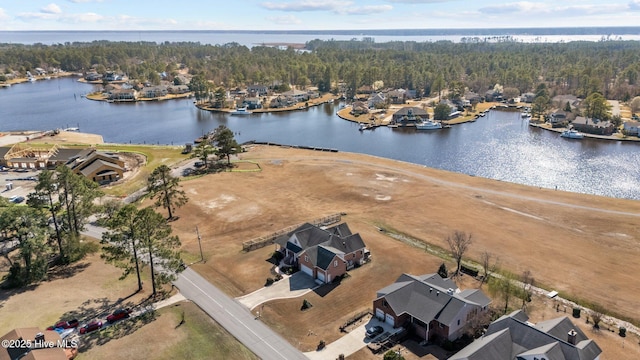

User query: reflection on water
[2,78,640,199]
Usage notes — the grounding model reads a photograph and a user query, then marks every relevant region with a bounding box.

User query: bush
[317,340,325,351]
[619,327,627,337]
[301,299,313,311]
[274,274,283,281]
[272,251,284,262]
[265,277,274,286]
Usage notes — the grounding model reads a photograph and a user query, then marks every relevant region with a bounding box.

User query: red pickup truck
[46,319,79,330]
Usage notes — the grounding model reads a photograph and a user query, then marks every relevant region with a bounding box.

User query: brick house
[391,107,429,124]
[275,223,369,284]
[373,273,491,342]
[450,310,602,360]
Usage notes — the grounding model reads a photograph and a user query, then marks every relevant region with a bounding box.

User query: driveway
[236,272,318,310]
[304,317,395,360]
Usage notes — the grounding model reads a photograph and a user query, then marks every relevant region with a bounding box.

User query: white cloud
[339,5,393,15]
[42,4,63,14]
[266,14,303,25]
[478,2,628,16]
[261,0,392,16]
[68,0,104,3]
[629,0,640,11]
[387,0,459,3]
[0,8,8,20]
[261,0,351,12]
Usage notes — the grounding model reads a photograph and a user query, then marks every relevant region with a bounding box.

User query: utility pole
[196,226,204,263]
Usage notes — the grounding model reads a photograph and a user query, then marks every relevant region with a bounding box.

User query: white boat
[416,120,443,130]
[230,107,252,115]
[522,112,531,121]
[560,129,584,139]
[27,77,36,82]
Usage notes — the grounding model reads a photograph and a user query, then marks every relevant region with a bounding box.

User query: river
[2,77,640,200]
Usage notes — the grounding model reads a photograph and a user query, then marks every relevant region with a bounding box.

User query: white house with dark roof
[373,273,491,342]
[450,310,601,360]
[275,223,368,284]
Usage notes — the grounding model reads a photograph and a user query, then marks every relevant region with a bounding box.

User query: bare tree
[590,305,605,330]
[521,270,535,311]
[480,251,499,285]
[445,231,473,277]
[463,309,492,338]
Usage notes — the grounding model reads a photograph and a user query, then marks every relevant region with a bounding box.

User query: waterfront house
[623,121,640,136]
[275,223,368,284]
[85,72,102,81]
[141,86,168,99]
[450,310,602,360]
[571,116,615,135]
[282,89,309,103]
[484,90,503,102]
[368,92,386,108]
[167,84,190,94]
[549,110,571,127]
[242,97,263,110]
[351,101,369,115]
[248,84,268,97]
[108,88,137,102]
[357,85,374,95]
[392,107,429,124]
[373,273,491,342]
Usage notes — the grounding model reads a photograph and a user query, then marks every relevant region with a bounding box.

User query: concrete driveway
[304,318,395,360]
[236,272,319,310]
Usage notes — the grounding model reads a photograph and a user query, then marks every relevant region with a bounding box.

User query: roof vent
[436,291,439,296]
[447,288,454,295]
[429,288,433,293]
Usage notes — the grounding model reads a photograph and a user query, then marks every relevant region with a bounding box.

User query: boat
[521,112,531,121]
[416,120,443,130]
[27,77,36,82]
[359,123,375,131]
[230,107,252,115]
[560,129,584,139]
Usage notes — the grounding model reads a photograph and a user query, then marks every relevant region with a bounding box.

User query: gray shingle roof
[377,273,489,327]
[316,246,337,270]
[449,328,513,360]
[470,312,603,360]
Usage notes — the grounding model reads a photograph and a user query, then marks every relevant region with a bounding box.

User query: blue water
[2,77,640,199]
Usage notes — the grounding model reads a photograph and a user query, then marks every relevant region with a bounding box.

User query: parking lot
[0,167,40,202]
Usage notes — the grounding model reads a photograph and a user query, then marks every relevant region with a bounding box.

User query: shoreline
[196,93,339,114]
[529,121,640,142]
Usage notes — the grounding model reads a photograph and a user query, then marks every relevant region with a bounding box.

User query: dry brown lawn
[166,144,640,357]
[0,252,151,336]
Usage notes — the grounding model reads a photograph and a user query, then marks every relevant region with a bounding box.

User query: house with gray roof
[373,273,491,342]
[275,223,368,284]
[571,116,615,135]
[449,310,602,360]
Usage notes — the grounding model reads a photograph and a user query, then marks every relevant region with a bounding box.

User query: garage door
[375,309,385,321]
[385,313,395,326]
[300,264,313,277]
[317,271,326,283]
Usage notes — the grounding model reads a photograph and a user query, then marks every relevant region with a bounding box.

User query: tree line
[0,163,187,296]
[2,39,640,102]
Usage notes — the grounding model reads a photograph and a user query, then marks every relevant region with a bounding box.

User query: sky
[1,0,640,31]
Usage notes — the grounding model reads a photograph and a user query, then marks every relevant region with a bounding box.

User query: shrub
[619,327,627,337]
[301,299,313,311]
[274,274,283,281]
[265,277,274,286]
[317,340,325,351]
[272,251,284,262]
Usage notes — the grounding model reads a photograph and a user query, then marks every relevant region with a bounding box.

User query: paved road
[174,268,308,360]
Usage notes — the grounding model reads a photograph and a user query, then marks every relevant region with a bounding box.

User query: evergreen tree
[147,165,188,219]
[211,125,241,166]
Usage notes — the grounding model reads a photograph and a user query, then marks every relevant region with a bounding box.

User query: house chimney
[567,329,577,345]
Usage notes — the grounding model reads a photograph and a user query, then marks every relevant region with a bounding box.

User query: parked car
[46,319,79,330]
[194,161,205,168]
[106,308,132,323]
[79,321,102,334]
[366,325,384,338]
[10,196,25,204]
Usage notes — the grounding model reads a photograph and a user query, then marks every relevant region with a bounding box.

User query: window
[304,255,309,262]
[457,319,460,326]
[334,260,338,267]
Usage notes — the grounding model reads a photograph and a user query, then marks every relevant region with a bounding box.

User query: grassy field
[166,144,640,358]
[77,301,258,360]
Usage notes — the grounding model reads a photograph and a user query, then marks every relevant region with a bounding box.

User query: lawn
[77,301,258,360]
